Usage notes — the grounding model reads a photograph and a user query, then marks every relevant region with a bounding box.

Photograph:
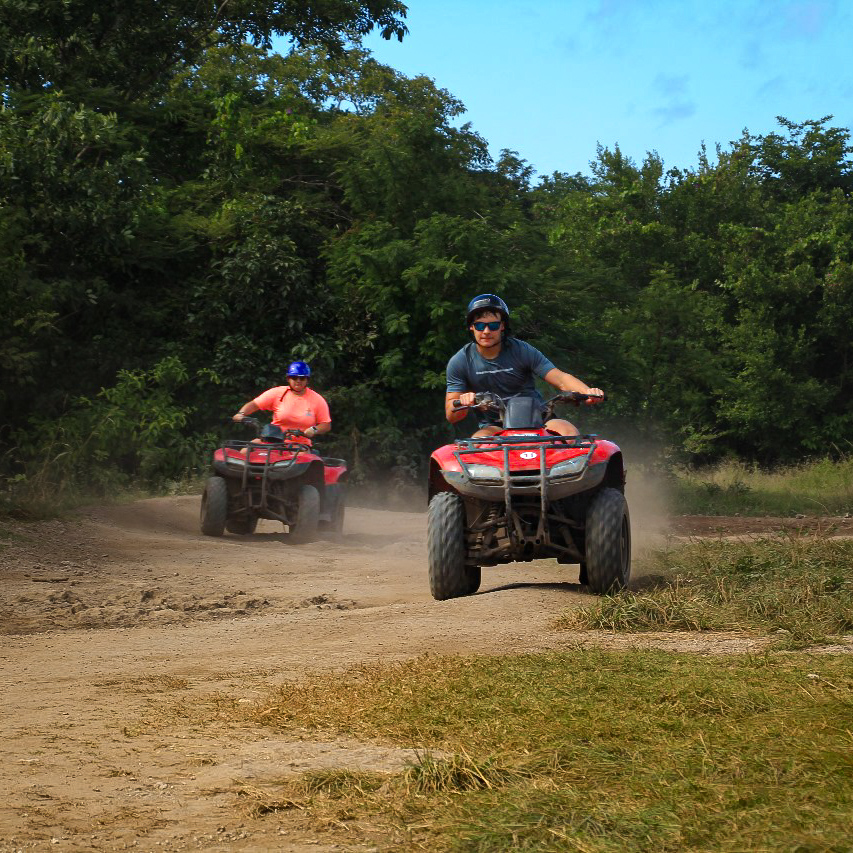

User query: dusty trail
[0,494,848,851]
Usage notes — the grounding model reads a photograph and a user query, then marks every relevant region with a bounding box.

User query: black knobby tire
[200,476,228,537]
[331,484,346,534]
[428,492,478,600]
[319,484,346,534]
[585,487,631,594]
[226,515,258,535]
[463,565,482,595]
[289,484,320,544]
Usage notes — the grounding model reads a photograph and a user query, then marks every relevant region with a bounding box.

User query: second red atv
[427,392,629,599]
[200,418,347,543]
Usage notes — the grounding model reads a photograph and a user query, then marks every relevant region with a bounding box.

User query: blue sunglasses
[472,320,502,331]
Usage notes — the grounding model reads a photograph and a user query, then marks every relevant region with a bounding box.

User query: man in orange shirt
[232,361,331,444]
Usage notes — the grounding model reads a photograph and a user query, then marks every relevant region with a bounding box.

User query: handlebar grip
[452,400,465,409]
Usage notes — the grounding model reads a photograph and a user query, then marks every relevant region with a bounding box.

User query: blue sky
[362,0,853,179]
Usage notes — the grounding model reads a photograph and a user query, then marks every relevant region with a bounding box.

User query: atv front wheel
[462,565,482,595]
[585,488,631,594]
[226,515,258,535]
[200,476,228,536]
[428,492,478,600]
[289,485,320,544]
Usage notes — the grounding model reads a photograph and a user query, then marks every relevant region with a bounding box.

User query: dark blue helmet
[286,360,311,378]
[466,294,510,326]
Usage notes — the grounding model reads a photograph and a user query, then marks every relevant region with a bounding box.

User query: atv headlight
[226,457,246,468]
[466,464,502,481]
[549,456,587,478]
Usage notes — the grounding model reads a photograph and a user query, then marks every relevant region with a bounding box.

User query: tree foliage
[1,2,852,500]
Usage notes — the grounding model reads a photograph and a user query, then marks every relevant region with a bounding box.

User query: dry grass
[560,533,853,648]
[136,650,853,851]
[402,749,517,794]
[670,457,853,516]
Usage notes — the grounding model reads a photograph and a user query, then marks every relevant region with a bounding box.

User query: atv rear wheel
[428,492,478,600]
[289,485,320,544]
[319,483,346,534]
[200,476,228,537]
[226,515,258,535]
[585,488,631,594]
[330,485,346,533]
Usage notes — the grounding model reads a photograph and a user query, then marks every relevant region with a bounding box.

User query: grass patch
[670,457,853,516]
[226,651,853,851]
[238,769,387,817]
[560,534,853,647]
[403,749,517,794]
[0,473,206,520]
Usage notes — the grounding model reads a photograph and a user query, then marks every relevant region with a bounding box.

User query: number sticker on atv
[520,451,537,460]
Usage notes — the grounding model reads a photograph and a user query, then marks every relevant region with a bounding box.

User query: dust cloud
[626,467,672,544]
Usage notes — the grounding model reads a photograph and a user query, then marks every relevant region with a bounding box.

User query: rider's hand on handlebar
[458,392,478,407]
[584,387,605,405]
[233,413,260,427]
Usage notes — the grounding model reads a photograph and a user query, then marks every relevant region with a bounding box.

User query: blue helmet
[466,294,510,326]
[286,360,311,378]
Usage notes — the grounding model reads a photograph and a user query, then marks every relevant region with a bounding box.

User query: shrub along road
[0,496,850,850]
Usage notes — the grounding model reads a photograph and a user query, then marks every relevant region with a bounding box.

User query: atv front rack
[222,439,311,515]
[455,433,596,449]
[452,434,597,557]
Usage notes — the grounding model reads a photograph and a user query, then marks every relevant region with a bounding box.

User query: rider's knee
[472,426,501,438]
[545,418,579,437]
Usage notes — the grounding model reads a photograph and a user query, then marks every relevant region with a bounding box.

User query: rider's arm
[542,368,604,399]
[305,421,331,439]
[233,401,260,422]
[304,394,332,438]
[446,348,477,423]
[446,392,480,423]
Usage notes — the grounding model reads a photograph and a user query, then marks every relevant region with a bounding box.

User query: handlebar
[550,391,607,405]
[452,391,606,412]
[452,392,500,412]
[233,417,306,439]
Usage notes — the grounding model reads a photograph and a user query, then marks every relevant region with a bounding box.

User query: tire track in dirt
[1,494,848,850]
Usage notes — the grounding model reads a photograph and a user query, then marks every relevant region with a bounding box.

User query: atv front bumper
[441,462,605,501]
[440,433,606,502]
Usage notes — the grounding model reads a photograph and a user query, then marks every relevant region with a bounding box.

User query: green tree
[0,0,407,100]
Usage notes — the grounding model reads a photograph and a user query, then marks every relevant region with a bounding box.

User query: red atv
[427,392,629,599]
[200,418,347,543]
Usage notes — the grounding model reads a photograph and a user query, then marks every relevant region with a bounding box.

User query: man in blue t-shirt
[445,294,604,437]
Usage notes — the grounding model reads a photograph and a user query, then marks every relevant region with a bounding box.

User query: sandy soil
[1,494,851,851]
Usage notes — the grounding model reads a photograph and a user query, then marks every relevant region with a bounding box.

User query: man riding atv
[428,295,628,600]
[445,294,604,435]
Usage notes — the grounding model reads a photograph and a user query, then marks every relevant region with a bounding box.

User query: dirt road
[0,496,848,851]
